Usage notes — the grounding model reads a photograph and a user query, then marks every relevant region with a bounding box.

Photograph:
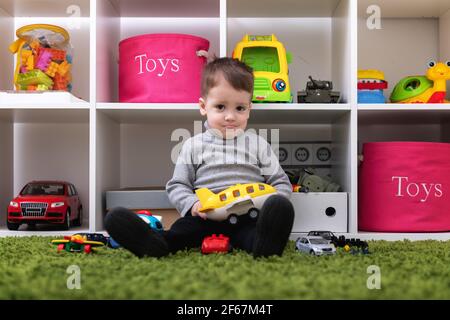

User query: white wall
[358,18,439,100]
[0,120,13,226]
[13,123,90,224]
[439,9,450,100]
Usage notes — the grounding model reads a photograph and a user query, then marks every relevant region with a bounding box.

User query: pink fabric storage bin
[359,142,450,232]
[119,33,209,103]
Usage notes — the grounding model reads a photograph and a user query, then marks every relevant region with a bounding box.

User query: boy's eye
[216,104,225,110]
[237,106,247,112]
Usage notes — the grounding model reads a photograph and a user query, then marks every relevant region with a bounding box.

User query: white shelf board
[0,108,89,123]
[227,0,341,17]
[0,0,90,17]
[97,103,350,124]
[358,105,450,125]
[0,227,90,237]
[290,232,450,241]
[109,0,220,17]
[0,92,90,108]
[358,103,450,110]
[358,0,450,18]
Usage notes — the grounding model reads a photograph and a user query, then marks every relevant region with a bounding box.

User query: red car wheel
[84,245,91,254]
[57,244,65,252]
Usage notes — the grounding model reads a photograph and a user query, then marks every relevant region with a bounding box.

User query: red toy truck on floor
[201,234,231,254]
[7,181,83,231]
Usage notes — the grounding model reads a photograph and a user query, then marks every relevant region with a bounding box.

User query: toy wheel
[84,245,91,254]
[57,244,65,252]
[248,208,259,220]
[73,207,82,227]
[309,250,315,255]
[62,210,70,231]
[228,214,238,225]
[6,220,20,231]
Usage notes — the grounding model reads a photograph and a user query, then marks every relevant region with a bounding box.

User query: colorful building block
[36,50,52,71]
[36,84,49,91]
[17,70,54,88]
[57,60,71,76]
[53,73,68,90]
[39,47,66,61]
[45,62,59,77]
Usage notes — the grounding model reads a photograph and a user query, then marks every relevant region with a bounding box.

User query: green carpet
[0,237,449,299]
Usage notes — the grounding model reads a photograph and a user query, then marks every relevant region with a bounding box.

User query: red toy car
[7,181,83,231]
[201,234,231,254]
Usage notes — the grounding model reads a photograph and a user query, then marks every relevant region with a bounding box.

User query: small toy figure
[296,168,341,192]
[358,69,388,103]
[52,234,105,254]
[201,234,231,254]
[390,61,450,103]
[297,76,341,103]
[233,34,292,102]
[295,236,336,256]
[195,183,277,224]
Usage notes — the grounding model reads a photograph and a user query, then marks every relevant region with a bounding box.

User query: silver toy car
[296,236,336,256]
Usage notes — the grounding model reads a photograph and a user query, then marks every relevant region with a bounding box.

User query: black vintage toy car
[297,76,341,103]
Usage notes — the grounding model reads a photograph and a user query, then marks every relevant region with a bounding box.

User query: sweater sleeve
[258,138,293,200]
[165,139,199,216]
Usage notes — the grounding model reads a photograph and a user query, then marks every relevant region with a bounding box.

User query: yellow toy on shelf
[232,34,292,102]
[390,61,450,103]
[195,183,277,224]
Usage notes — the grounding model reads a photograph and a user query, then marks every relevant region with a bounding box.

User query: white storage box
[290,192,348,232]
[106,187,173,210]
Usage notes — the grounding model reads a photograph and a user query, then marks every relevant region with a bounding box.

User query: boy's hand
[191,201,208,220]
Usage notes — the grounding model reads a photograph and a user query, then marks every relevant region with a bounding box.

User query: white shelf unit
[0,0,449,240]
[0,108,91,232]
[0,0,91,103]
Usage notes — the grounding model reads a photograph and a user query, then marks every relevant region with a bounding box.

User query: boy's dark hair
[201,57,254,98]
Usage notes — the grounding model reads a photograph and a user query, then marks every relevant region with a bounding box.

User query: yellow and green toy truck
[232,34,292,103]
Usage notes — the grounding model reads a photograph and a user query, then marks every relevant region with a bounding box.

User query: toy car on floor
[307,230,337,242]
[296,236,336,256]
[52,234,105,254]
[195,183,277,224]
[297,76,341,103]
[201,234,231,254]
[7,180,83,231]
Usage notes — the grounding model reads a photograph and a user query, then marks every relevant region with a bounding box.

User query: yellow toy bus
[233,34,292,102]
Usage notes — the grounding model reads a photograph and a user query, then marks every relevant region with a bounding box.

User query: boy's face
[199,74,252,139]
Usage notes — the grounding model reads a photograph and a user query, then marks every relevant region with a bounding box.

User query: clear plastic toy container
[9,24,73,92]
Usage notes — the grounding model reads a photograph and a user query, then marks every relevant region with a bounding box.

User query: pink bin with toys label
[119,33,210,103]
[358,142,450,232]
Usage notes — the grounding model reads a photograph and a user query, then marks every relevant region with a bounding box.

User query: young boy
[105,58,295,258]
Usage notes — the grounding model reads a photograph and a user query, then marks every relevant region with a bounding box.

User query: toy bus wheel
[6,221,20,231]
[84,245,91,254]
[57,244,65,252]
[62,210,70,231]
[228,214,238,225]
[248,208,259,219]
[310,250,315,255]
